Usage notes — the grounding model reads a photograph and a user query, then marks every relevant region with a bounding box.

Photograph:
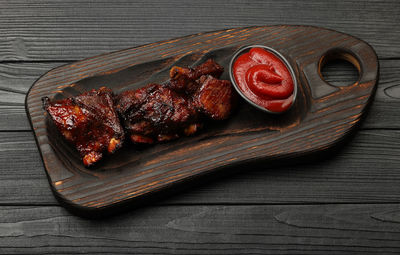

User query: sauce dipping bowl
[229,45,298,114]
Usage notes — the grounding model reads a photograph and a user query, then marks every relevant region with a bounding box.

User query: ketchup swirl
[233,47,295,113]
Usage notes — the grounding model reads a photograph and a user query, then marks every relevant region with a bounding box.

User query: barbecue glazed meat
[43,87,124,167]
[169,59,224,93]
[43,59,234,167]
[115,60,234,145]
[194,75,234,120]
[115,83,201,144]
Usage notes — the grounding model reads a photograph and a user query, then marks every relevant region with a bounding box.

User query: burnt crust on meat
[115,84,200,144]
[43,59,235,166]
[168,59,224,94]
[43,87,124,167]
[115,59,234,145]
[194,75,234,120]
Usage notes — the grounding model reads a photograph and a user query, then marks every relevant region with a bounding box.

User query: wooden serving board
[26,26,378,216]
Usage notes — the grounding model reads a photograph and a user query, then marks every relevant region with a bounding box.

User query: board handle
[318,42,379,86]
[302,40,379,100]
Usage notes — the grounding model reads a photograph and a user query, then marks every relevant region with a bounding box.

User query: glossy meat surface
[115,83,200,144]
[43,87,124,166]
[44,59,235,166]
[194,75,235,120]
[116,59,234,145]
[169,59,224,93]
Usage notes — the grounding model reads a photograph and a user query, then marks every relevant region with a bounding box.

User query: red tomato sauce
[233,47,295,113]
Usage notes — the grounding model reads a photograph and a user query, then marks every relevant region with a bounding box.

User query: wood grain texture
[25,26,378,214]
[0,0,399,60]
[0,129,399,206]
[0,62,68,130]
[1,60,399,130]
[0,0,399,253]
[1,204,400,254]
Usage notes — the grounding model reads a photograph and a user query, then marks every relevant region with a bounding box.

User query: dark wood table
[1,1,399,254]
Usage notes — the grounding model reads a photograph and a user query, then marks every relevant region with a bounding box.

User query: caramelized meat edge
[43,87,124,167]
[43,59,235,167]
[115,59,234,145]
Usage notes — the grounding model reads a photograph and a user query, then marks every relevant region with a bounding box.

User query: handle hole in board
[319,49,361,87]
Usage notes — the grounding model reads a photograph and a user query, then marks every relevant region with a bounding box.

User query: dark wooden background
[0,0,399,254]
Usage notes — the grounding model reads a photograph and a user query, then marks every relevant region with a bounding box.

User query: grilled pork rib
[43,59,234,166]
[168,59,224,94]
[194,75,234,120]
[115,60,234,144]
[43,87,124,167]
[114,83,200,144]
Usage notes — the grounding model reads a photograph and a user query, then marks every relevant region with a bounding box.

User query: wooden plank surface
[1,129,399,205]
[1,204,400,254]
[0,0,399,253]
[0,0,399,60]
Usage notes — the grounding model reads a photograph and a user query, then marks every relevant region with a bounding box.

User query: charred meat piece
[116,60,234,145]
[43,87,124,167]
[169,59,224,93]
[194,75,235,120]
[115,83,200,144]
